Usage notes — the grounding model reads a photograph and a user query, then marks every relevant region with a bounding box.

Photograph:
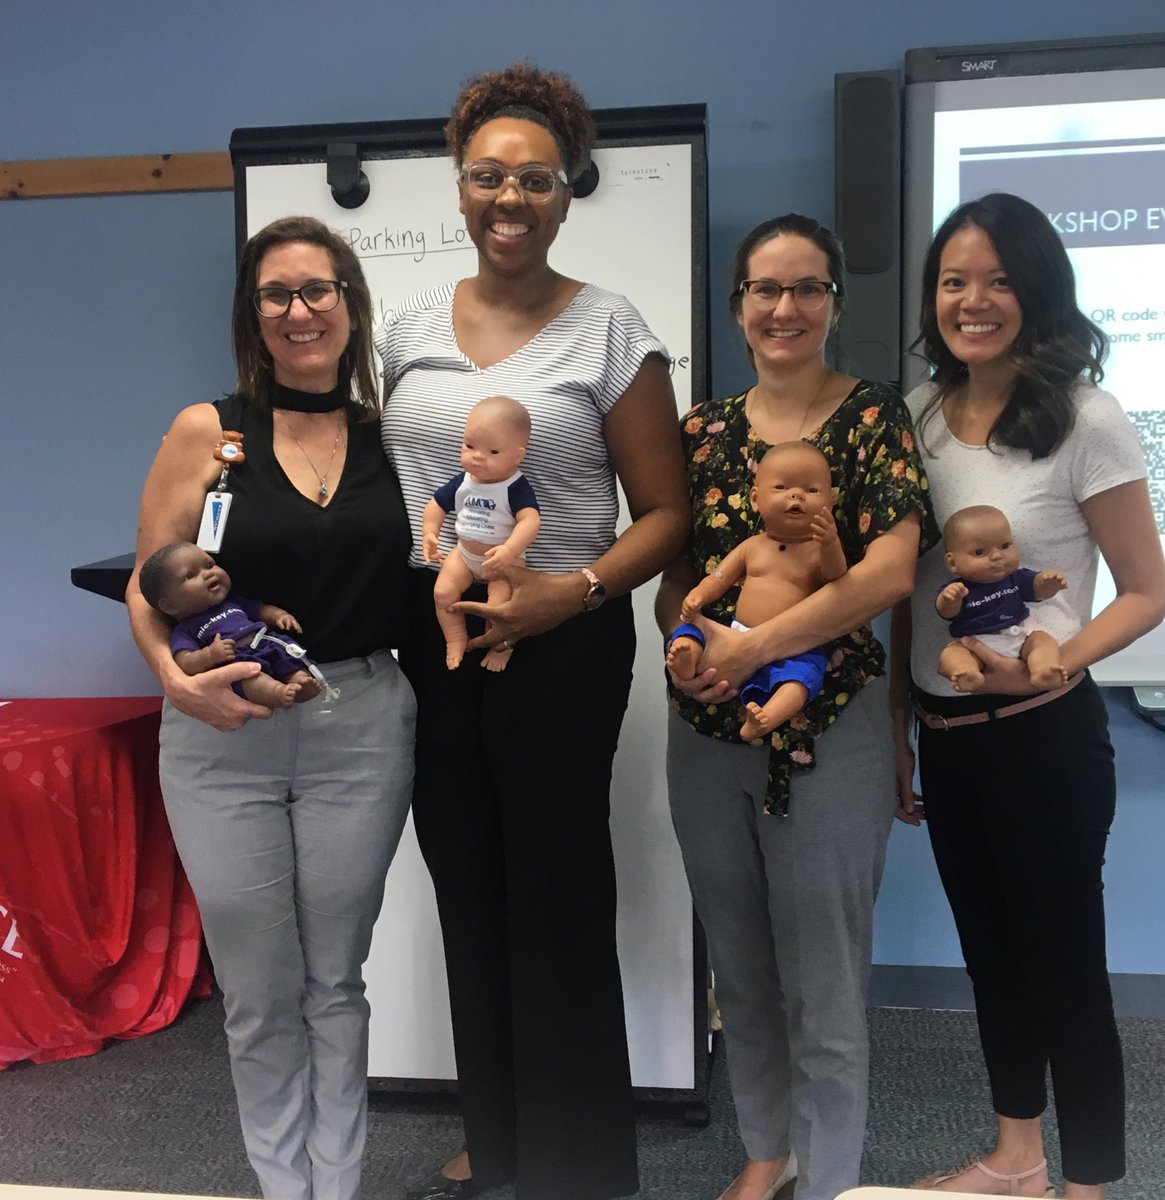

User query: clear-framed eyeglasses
[737,279,837,310]
[459,159,569,204]
[252,279,348,319]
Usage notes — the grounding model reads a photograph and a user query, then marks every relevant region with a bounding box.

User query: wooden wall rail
[1,151,233,199]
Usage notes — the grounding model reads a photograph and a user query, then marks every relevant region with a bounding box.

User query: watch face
[584,582,607,611]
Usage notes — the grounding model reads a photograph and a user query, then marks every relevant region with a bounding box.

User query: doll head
[943,505,1021,584]
[460,395,532,484]
[750,441,834,541]
[140,542,232,620]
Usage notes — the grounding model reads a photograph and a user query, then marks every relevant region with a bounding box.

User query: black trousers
[917,674,1125,1185]
[399,570,639,1200]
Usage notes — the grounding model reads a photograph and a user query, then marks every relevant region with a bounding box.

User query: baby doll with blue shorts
[140,541,322,707]
[668,441,846,740]
[937,504,1069,693]
[422,395,541,672]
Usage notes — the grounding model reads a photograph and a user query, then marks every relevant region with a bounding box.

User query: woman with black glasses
[126,216,415,1200]
[377,62,688,1200]
[657,214,935,1200]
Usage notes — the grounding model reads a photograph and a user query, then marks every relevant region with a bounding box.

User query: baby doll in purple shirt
[140,541,322,707]
[937,505,1069,693]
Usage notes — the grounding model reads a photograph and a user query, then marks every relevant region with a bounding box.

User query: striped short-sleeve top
[376,280,667,573]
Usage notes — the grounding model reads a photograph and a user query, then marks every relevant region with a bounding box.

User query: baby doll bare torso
[669,441,846,740]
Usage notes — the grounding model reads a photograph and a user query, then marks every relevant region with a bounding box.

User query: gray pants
[667,676,894,1200]
[160,652,416,1200]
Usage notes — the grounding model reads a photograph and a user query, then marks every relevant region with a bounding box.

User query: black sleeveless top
[212,394,411,661]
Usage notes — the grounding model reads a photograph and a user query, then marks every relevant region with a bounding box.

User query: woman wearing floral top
[656,215,936,1200]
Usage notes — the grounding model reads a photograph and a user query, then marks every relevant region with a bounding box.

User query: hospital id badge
[196,491,232,553]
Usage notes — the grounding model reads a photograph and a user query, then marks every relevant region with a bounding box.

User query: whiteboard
[234,112,708,1092]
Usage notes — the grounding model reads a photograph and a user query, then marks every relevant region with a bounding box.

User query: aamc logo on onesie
[0,903,25,979]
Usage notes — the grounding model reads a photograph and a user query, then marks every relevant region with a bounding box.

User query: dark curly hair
[728,214,847,368]
[230,216,380,418]
[912,192,1106,460]
[445,61,596,182]
[139,542,188,612]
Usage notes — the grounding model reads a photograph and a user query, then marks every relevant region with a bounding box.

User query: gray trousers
[160,652,416,1200]
[667,676,894,1200]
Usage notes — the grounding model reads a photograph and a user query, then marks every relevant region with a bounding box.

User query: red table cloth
[0,698,211,1067]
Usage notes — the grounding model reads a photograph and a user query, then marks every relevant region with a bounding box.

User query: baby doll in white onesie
[423,395,541,671]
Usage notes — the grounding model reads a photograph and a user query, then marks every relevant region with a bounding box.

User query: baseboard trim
[869,965,1165,1018]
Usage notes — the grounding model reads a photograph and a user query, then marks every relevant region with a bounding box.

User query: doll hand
[423,534,444,565]
[482,543,519,577]
[936,581,969,618]
[1034,569,1069,600]
[208,635,237,665]
[679,590,705,623]
[810,505,839,545]
[958,636,1040,695]
[271,612,302,633]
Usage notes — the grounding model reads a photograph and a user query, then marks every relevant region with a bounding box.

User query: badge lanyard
[196,431,245,553]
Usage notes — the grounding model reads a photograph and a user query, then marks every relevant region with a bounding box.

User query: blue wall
[3,0,1162,972]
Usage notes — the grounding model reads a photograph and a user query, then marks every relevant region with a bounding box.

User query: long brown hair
[230,216,379,417]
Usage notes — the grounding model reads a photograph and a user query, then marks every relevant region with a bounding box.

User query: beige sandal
[913,1155,1054,1195]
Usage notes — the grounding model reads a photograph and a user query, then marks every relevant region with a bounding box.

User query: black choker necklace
[271,382,346,413]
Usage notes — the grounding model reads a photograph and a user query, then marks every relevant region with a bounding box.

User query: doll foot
[481,645,513,672]
[667,637,702,682]
[739,702,775,741]
[1030,664,1069,690]
[289,671,321,703]
[913,1155,1051,1195]
[445,646,467,670]
[274,681,302,708]
[948,667,985,693]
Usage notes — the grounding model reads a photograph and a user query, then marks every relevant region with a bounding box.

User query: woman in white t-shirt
[891,193,1165,1199]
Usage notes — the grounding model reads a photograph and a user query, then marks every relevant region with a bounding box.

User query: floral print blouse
[668,379,938,814]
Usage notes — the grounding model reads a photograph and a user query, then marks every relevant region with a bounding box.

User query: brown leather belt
[913,671,1085,731]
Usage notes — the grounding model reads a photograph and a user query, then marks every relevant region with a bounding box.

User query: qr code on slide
[1127,411,1165,535]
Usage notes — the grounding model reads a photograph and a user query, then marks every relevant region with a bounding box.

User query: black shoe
[404,1169,481,1200]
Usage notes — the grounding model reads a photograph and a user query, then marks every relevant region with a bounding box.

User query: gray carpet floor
[2,996,1162,1199]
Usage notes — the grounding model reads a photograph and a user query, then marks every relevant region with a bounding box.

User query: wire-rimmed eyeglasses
[253,279,348,319]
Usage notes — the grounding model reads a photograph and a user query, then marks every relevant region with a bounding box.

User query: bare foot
[481,645,513,672]
[739,702,774,741]
[445,644,467,670]
[949,667,985,693]
[667,636,702,682]
[274,681,301,709]
[1030,663,1069,690]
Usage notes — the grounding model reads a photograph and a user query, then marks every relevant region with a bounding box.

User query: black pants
[917,675,1124,1185]
[399,570,639,1200]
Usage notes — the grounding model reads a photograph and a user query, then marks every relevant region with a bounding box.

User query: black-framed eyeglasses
[737,279,836,310]
[252,279,348,318]
[459,159,568,204]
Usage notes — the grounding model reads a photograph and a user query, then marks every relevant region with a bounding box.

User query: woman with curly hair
[377,63,688,1200]
[892,193,1165,1198]
[657,214,936,1200]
